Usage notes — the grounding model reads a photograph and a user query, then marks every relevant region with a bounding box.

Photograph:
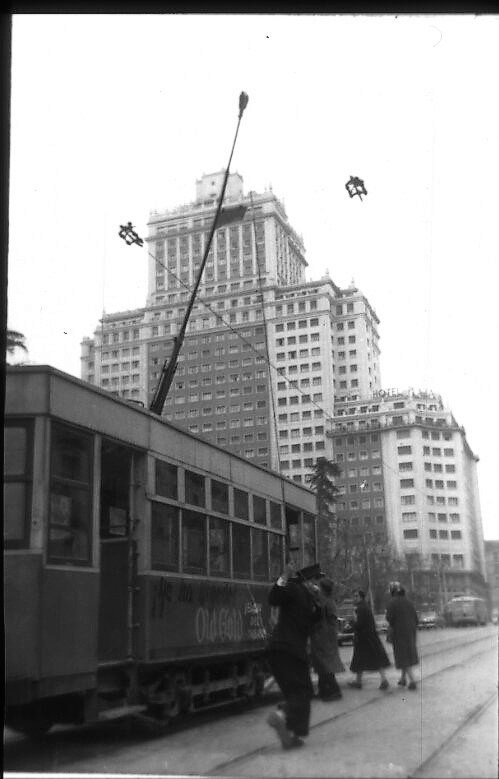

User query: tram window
[151,502,179,571]
[253,495,267,525]
[252,528,269,580]
[269,532,284,580]
[4,421,32,548]
[185,470,206,508]
[270,501,283,530]
[155,460,178,500]
[48,424,92,565]
[209,516,230,576]
[302,512,316,566]
[232,523,250,578]
[182,509,207,574]
[211,479,229,514]
[234,488,249,521]
[286,506,300,550]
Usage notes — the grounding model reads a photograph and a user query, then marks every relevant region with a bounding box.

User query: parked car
[374,613,389,634]
[337,615,355,646]
[417,610,445,629]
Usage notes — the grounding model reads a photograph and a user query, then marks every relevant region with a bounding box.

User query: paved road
[4,625,497,778]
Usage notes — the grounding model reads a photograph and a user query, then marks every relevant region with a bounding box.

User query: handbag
[386,626,393,644]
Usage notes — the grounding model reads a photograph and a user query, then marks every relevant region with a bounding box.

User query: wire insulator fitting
[119,222,144,247]
[239,92,249,119]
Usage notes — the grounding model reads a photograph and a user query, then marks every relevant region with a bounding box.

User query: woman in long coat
[348,589,391,690]
[386,582,419,690]
[310,578,345,700]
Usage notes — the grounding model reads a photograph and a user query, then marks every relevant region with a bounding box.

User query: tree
[6,329,28,360]
[306,457,341,577]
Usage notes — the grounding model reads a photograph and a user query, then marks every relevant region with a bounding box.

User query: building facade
[81,173,381,482]
[484,540,499,619]
[329,388,488,602]
[81,172,486,600]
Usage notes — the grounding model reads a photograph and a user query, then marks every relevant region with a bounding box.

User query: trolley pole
[149,92,249,416]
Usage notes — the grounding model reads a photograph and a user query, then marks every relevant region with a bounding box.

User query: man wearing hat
[266,559,322,749]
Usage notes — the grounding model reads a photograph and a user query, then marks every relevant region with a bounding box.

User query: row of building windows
[277,393,324,405]
[403,528,462,540]
[402,511,461,522]
[275,319,320,332]
[280,447,328,468]
[397,445,455,456]
[400,478,458,489]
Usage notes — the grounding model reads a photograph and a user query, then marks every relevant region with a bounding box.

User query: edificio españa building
[81,172,486,599]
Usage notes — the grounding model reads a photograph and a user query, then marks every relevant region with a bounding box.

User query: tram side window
[4,421,32,548]
[234,488,249,521]
[232,522,250,578]
[270,501,283,530]
[48,423,92,565]
[269,532,284,580]
[302,512,316,567]
[185,470,205,507]
[286,506,301,552]
[209,516,230,576]
[252,527,269,580]
[253,495,267,525]
[182,509,207,574]
[151,502,179,571]
[155,460,178,500]
[211,479,229,514]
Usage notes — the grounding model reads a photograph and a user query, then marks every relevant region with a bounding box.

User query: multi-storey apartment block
[329,388,487,600]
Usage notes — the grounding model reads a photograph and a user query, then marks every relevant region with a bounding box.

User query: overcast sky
[8,14,499,539]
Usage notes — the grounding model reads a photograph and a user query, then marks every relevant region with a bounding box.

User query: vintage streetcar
[444,596,488,627]
[4,365,318,736]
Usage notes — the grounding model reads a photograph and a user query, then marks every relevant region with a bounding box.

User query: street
[4,625,497,778]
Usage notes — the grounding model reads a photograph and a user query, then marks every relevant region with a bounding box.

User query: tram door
[97,440,135,663]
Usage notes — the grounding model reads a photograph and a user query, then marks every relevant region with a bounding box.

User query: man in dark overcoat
[348,589,391,690]
[266,560,321,749]
[386,582,419,689]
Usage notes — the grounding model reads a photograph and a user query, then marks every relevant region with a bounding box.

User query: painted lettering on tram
[195,606,243,644]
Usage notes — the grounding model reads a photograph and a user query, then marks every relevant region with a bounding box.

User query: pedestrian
[386,582,419,690]
[266,560,322,750]
[309,576,345,701]
[348,589,391,690]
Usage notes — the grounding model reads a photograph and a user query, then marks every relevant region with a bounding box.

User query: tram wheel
[244,662,265,701]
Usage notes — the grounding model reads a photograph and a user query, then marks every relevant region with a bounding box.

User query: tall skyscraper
[81,172,486,600]
[82,173,381,479]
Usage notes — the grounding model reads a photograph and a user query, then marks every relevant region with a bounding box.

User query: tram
[4,365,318,735]
[444,596,488,627]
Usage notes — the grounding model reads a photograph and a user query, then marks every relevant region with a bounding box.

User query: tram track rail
[4,629,496,777]
[205,631,497,777]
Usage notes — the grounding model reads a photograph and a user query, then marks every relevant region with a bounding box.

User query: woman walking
[310,577,345,701]
[348,589,391,690]
[386,582,419,690]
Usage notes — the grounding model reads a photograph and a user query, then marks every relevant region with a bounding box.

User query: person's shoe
[379,679,389,690]
[321,691,342,701]
[347,680,362,689]
[397,678,407,687]
[288,735,305,749]
[267,710,293,749]
[408,681,417,691]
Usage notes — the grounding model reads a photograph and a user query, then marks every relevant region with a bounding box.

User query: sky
[7,14,499,539]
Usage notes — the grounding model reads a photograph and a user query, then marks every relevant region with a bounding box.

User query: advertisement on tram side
[141,576,277,661]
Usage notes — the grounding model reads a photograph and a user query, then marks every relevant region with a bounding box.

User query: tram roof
[6,364,316,503]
